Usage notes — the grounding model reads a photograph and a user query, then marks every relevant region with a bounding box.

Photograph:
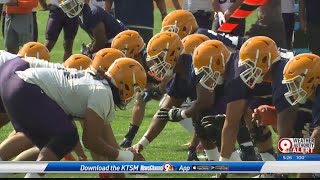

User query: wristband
[137,136,150,148]
[116,150,134,161]
[181,109,188,119]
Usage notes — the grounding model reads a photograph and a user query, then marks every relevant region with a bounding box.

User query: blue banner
[277,154,320,161]
[44,161,265,173]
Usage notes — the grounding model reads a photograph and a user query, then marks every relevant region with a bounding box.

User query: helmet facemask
[60,0,84,18]
[161,20,179,34]
[146,43,173,81]
[196,56,224,91]
[282,72,308,106]
[239,50,271,89]
[118,73,143,109]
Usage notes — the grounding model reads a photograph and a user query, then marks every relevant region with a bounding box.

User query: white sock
[260,152,276,161]
[230,150,242,161]
[240,141,253,147]
[204,147,219,161]
[219,156,229,161]
[24,173,41,178]
[179,118,194,134]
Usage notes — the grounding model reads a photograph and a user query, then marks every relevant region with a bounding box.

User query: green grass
[0,8,280,178]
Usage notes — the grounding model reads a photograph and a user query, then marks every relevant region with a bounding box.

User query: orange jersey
[6,0,39,14]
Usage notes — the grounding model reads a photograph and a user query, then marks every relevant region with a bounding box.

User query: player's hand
[252,108,262,127]
[81,43,92,58]
[157,107,184,122]
[255,105,277,126]
[126,148,145,161]
[141,87,162,103]
[217,11,226,26]
[129,144,144,154]
[224,9,233,21]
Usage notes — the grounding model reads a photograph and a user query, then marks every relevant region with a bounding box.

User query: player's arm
[155,0,167,20]
[132,95,185,153]
[104,0,113,12]
[90,22,107,55]
[212,0,223,13]
[221,99,248,158]
[226,0,244,14]
[202,29,247,50]
[171,0,182,10]
[23,58,65,69]
[83,108,142,161]
[179,84,214,118]
[299,0,306,32]
[39,0,48,10]
[277,106,298,139]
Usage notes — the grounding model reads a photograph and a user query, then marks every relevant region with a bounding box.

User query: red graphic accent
[218,0,268,33]
[278,138,293,153]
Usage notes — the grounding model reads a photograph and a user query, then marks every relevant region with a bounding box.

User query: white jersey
[0,50,65,69]
[16,68,115,124]
[0,50,19,66]
[183,0,212,13]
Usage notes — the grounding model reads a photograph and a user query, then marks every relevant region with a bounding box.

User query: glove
[141,87,162,103]
[157,107,184,122]
[217,12,226,26]
[81,43,92,58]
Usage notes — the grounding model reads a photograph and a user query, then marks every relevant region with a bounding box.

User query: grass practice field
[0,7,281,178]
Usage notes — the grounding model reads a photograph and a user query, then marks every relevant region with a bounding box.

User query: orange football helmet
[18,42,50,61]
[239,36,280,89]
[182,34,210,55]
[63,54,92,70]
[106,58,147,105]
[282,53,320,105]
[146,32,184,81]
[193,40,231,91]
[111,30,145,59]
[161,10,199,39]
[89,48,125,74]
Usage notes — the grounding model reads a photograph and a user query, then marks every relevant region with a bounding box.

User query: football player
[217,36,312,175]
[163,10,259,161]
[0,57,146,178]
[0,48,125,162]
[129,32,243,161]
[282,53,320,178]
[59,0,127,57]
[161,10,246,51]
[111,30,171,148]
[180,34,210,160]
[282,53,320,151]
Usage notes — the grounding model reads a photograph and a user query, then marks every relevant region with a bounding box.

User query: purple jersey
[224,51,293,113]
[166,54,227,115]
[195,28,247,50]
[79,4,126,42]
[166,54,197,100]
